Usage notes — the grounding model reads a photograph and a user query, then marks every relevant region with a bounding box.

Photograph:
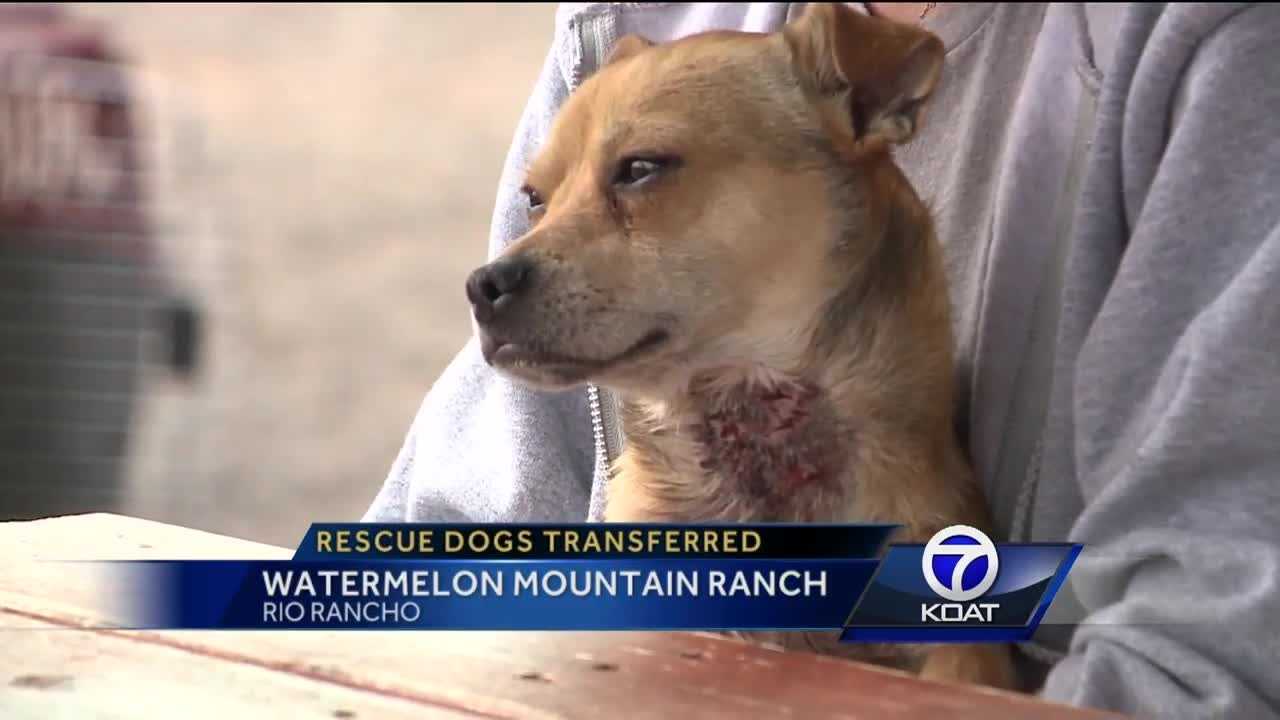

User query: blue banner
[100,523,1081,643]
[112,558,875,631]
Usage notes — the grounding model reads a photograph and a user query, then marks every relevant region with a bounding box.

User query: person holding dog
[366,4,1280,718]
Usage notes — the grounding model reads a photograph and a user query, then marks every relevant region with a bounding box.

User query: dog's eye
[613,157,670,188]
[522,186,545,211]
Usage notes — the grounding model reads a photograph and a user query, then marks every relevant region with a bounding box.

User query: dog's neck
[690,369,847,505]
[619,363,854,521]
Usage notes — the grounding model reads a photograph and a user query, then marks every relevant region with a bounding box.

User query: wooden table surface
[0,514,1121,719]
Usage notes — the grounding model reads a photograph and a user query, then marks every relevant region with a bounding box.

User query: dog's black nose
[466,256,532,323]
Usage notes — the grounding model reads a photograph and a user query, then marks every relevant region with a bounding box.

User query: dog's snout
[466,256,533,323]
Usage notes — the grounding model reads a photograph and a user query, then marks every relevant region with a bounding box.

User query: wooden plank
[0,611,471,720]
[0,512,292,561]
[0,513,290,626]
[0,514,1122,719]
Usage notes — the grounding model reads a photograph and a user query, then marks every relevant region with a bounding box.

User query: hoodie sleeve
[363,40,595,523]
[1039,4,1280,717]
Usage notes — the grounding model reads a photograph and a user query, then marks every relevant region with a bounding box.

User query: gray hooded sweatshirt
[366,4,1280,717]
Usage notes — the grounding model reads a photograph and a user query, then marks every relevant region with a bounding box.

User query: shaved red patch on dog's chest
[693,378,848,510]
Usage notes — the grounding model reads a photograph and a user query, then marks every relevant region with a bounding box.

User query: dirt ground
[68,4,558,547]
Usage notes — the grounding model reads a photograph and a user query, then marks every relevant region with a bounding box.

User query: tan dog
[466,3,1015,690]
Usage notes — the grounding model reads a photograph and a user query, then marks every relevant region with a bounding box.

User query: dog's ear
[784,3,944,146]
[606,33,656,66]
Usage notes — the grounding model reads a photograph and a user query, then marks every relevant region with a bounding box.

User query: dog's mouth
[483,328,671,385]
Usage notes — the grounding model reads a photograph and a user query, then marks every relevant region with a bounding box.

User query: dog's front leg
[919,643,1017,690]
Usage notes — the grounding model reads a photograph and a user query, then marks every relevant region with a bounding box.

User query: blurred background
[0,3,558,546]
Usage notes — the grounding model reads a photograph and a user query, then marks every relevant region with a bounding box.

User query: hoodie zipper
[571,11,613,92]
[588,384,623,473]
[573,12,626,476]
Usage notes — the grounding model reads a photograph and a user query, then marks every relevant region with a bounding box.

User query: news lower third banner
[101,524,1081,643]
